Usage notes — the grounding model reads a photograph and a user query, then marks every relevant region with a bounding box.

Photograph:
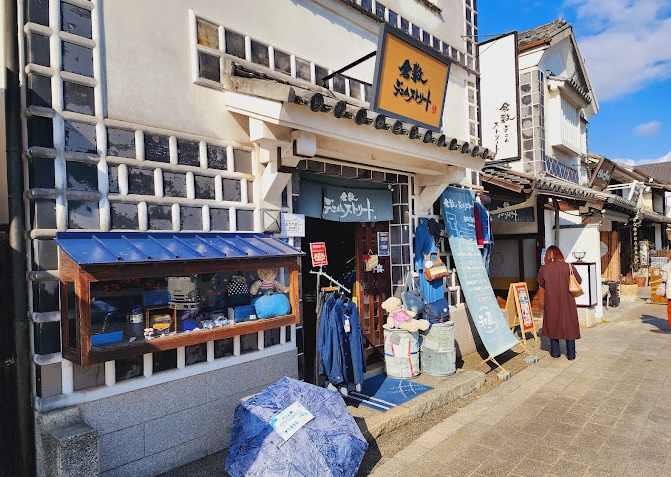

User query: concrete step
[347,370,486,441]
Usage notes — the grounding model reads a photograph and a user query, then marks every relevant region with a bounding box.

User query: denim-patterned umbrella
[225,377,368,477]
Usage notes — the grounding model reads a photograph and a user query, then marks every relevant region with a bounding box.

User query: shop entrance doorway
[301,218,388,385]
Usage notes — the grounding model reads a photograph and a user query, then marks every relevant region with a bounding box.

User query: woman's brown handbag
[569,264,584,297]
[424,251,449,281]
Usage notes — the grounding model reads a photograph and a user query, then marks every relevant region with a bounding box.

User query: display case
[56,232,303,366]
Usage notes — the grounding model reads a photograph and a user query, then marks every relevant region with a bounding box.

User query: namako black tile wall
[107,128,136,158]
[185,343,207,366]
[207,144,227,170]
[62,41,93,76]
[111,203,139,230]
[60,2,92,38]
[144,133,170,162]
[115,356,143,382]
[148,204,172,230]
[27,74,52,108]
[177,139,200,166]
[25,0,49,26]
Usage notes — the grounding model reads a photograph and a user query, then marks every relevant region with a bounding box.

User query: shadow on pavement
[641,314,670,332]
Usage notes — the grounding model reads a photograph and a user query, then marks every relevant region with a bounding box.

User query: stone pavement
[371,296,671,477]
[160,290,667,477]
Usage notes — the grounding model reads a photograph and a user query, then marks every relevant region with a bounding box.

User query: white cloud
[612,149,671,165]
[634,120,662,136]
[563,0,671,101]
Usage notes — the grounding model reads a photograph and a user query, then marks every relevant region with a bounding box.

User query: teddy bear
[381,296,430,332]
[249,268,289,296]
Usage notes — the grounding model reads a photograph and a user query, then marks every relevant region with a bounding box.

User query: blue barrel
[419,322,456,376]
[383,327,420,379]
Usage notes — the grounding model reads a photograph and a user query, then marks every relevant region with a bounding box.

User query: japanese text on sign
[394,59,434,113]
[493,102,515,146]
[323,191,375,221]
[310,242,328,267]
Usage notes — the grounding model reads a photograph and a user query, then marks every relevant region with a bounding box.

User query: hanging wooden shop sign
[370,23,450,132]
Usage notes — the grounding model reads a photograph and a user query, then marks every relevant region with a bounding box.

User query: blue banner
[441,186,520,358]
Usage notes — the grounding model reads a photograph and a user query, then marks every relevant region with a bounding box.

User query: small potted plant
[634,267,648,287]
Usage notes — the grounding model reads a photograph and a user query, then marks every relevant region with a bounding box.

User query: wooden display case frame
[59,250,300,366]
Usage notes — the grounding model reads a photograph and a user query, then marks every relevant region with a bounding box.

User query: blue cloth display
[225,377,368,477]
[317,294,365,387]
[230,305,256,323]
[252,293,290,319]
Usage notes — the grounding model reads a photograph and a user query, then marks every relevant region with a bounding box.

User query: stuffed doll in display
[249,268,289,296]
[381,296,430,332]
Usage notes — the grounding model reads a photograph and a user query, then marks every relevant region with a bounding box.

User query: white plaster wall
[383,0,465,49]
[443,67,470,140]
[518,50,544,70]
[544,216,603,318]
[538,38,572,79]
[102,0,471,142]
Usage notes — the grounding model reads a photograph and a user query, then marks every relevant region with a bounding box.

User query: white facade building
[11,0,490,475]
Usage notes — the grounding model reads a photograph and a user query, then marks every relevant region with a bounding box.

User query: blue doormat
[344,374,433,412]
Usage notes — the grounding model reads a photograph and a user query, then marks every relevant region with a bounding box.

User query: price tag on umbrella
[270,401,314,441]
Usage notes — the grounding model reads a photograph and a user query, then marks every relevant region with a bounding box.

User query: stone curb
[357,370,485,441]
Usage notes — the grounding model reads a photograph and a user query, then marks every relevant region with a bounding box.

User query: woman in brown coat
[537,246,582,360]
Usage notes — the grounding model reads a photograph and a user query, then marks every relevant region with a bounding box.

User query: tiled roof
[481,165,639,215]
[518,18,568,48]
[480,165,534,192]
[547,76,592,104]
[227,62,493,159]
[639,209,671,224]
[634,162,671,184]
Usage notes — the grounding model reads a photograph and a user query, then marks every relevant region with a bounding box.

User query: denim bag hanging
[422,298,450,325]
[401,273,425,315]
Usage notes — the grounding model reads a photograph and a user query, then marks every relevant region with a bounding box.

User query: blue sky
[478,0,671,166]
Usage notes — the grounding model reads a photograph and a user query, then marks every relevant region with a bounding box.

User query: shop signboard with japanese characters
[281,213,306,237]
[371,23,450,131]
[478,32,521,161]
[310,242,328,267]
[441,186,520,358]
[299,177,393,222]
[489,196,535,223]
[588,156,616,191]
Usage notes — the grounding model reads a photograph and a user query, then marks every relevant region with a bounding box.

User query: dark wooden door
[355,222,390,364]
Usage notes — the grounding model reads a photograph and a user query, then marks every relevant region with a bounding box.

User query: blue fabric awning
[55,232,304,266]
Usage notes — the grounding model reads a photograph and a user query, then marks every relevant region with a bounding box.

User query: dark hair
[544,245,564,263]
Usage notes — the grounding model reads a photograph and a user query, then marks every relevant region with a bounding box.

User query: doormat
[344,374,433,412]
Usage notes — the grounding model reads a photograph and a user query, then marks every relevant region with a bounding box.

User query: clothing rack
[309,267,351,294]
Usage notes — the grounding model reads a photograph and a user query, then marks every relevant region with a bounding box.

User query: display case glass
[56,232,302,365]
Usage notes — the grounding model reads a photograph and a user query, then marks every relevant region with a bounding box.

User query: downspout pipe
[5,0,34,475]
